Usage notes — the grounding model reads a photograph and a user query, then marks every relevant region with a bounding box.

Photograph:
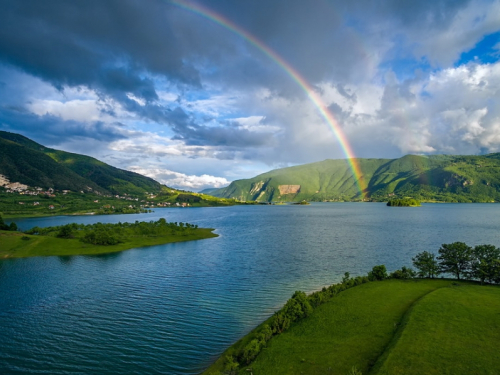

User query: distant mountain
[198,188,223,195]
[210,154,500,203]
[0,131,162,195]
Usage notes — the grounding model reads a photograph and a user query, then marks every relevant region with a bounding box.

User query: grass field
[204,279,500,375]
[0,228,218,258]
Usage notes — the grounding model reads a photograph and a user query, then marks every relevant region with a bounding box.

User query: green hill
[211,154,500,202]
[204,279,500,375]
[0,131,162,195]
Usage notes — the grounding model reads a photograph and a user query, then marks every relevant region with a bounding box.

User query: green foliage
[390,266,416,279]
[241,339,262,365]
[223,355,239,374]
[386,198,421,207]
[471,244,500,284]
[412,251,439,278]
[56,224,76,238]
[368,265,388,281]
[82,228,120,245]
[437,242,473,280]
[342,271,350,284]
[0,214,17,231]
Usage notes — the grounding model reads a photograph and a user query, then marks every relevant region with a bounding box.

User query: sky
[0,0,500,191]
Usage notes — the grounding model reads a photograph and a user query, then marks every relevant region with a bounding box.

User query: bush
[368,265,387,281]
[390,266,416,279]
[57,224,74,238]
[82,229,120,246]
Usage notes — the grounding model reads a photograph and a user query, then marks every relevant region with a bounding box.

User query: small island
[293,200,310,205]
[0,218,217,258]
[386,198,421,207]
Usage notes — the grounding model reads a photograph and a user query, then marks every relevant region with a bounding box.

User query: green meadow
[204,279,500,375]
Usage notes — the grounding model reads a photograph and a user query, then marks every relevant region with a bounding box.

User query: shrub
[368,265,387,281]
[390,266,416,279]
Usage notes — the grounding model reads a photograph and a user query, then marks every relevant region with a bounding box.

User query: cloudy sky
[1,0,499,191]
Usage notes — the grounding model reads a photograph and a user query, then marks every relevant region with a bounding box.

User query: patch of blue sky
[132,119,176,137]
[380,56,432,82]
[456,31,500,66]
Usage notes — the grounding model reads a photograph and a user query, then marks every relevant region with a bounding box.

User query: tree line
[411,242,500,284]
[0,214,17,231]
[23,218,199,246]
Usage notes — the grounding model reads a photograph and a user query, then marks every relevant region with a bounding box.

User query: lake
[1,203,500,374]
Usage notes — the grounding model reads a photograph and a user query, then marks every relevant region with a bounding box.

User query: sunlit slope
[211,154,500,202]
[0,137,104,192]
[372,284,500,375]
[213,158,390,201]
[231,280,500,375]
[0,131,162,195]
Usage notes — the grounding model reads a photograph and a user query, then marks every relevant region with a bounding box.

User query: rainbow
[169,0,366,197]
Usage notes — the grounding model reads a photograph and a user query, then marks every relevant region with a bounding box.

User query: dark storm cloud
[0,0,480,102]
[0,105,126,146]
[0,0,200,101]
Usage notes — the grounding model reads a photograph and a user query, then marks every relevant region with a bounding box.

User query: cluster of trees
[0,214,17,231]
[24,218,200,246]
[386,198,421,206]
[412,242,500,284]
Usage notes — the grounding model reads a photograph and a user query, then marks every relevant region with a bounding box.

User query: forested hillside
[0,131,162,195]
[211,154,500,202]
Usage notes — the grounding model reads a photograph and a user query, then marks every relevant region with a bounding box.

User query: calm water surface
[1,203,500,374]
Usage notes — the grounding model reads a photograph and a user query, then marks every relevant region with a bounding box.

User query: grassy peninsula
[0,218,217,258]
[204,243,500,374]
[205,279,500,375]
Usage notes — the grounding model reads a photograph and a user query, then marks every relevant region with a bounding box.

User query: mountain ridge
[0,131,162,196]
[210,153,500,202]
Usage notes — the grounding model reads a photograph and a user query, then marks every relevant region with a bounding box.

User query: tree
[437,242,473,280]
[223,355,239,375]
[342,272,350,284]
[0,214,9,230]
[368,265,387,281]
[412,251,439,278]
[471,244,500,284]
[57,224,74,238]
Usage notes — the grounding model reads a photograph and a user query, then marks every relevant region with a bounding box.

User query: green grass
[0,228,217,258]
[204,279,500,375]
[372,284,500,375]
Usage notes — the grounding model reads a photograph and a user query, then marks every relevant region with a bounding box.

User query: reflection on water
[1,203,500,374]
[57,255,73,264]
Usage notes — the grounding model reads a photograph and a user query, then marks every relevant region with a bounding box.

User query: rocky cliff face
[278,185,301,194]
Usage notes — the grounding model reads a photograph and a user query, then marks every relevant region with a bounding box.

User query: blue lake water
[1,203,500,374]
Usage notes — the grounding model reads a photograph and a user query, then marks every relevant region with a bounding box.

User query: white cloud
[128,167,229,191]
[344,61,500,155]
[410,0,500,66]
